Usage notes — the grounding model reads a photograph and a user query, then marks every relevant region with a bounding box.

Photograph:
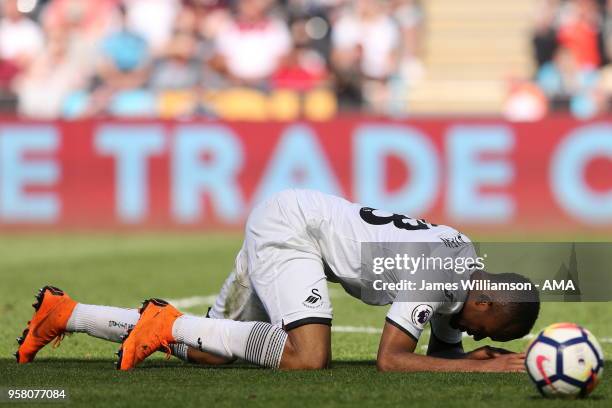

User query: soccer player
[15,189,539,372]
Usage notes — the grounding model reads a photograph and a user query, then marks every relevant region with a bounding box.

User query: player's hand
[466,346,514,360]
[479,353,526,372]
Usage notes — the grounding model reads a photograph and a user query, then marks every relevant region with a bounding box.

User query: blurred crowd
[522,0,612,119]
[0,0,424,120]
[4,0,610,121]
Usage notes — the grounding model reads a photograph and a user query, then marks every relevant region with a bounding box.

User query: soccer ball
[525,322,604,398]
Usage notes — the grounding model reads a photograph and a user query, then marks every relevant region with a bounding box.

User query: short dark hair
[487,272,541,340]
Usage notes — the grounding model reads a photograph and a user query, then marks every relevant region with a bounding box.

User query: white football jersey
[287,189,478,342]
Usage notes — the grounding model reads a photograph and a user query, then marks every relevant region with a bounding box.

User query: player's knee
[280,340,329,370]
[301,360,327,370]
[282,351,328,370]
[299,350,329,370]
[279,323,331,370]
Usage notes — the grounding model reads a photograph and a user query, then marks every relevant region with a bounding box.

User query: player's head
[450,271,540,342]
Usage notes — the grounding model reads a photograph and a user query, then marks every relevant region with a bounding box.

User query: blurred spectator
[189,1,233,91]
[271,15,327,91]
[537,45,602,116]
[16,28,87,118]
[124,0,180,54]
[212,0,292,85]
[603,0,612,63]
[600,62,612,103]
[42,0,118,41]
[97,5,149,89]
[192,0,232,42]
[331,0,401,112]
[0,0,44,68]
[82,4,149,116]
[151,29,202,118]
[538,46,587,101]
[602,0,612,108]
[284,0,333,61]
[532,0,561,68]
[0,58,19,112]
[557,0,602,69]
[0,0,41,112]
[4,0,432,118]
[528,0,612,118]
[389,0,424,113]
[42,0,120,79]
[391,0,423,61]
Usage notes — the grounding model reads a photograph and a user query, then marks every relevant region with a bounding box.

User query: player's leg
[118,190,333,370]
[117,250,333,370]
[174,313,332,369]
[15,286,193,364]
[66,303,139,342]
[75,242,259,365]
[182,242,274,366]
[241,189,333,367]
[117,298,331,370]
[279,323,331,369]
[118,249,289,369]
[118,254,334,370]
[15,286,141,363]
[244,250,334,369]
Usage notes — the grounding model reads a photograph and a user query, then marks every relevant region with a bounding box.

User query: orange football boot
[15,286,77,364]
[116,298,183,371]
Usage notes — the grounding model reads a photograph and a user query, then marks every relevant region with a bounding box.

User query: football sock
[66,304,140,343]
[172,315,288,368]
[169,343,190,362]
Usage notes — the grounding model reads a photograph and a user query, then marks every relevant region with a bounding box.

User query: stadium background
[0,0,610,232]
[0,0,611,407]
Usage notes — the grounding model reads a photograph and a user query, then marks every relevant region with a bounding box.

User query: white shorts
[209,190,333,330]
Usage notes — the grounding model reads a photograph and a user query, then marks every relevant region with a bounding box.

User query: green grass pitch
[0,233,609,407]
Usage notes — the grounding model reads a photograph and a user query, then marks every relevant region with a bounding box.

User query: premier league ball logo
[411,304,433,329]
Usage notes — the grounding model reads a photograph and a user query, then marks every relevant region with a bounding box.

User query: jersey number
[359,207,436,231]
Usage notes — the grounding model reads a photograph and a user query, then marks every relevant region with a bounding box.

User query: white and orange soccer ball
[525,323,604,398]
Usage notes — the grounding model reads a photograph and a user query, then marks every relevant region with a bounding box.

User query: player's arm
[427,335,513,360]
[426,315,514,359]
[376,321,525,372]
[426,333,464,358]
[427,314,466,358]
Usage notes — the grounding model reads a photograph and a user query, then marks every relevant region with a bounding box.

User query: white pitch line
[166,295,218,309]
[167,294,612,342]
[332,326,381,334]
[167,289,344,310]
[166,294,383,334]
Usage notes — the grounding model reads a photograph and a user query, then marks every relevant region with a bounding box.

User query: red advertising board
[0,117,610,232]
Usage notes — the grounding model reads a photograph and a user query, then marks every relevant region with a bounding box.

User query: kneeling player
[15,189,539,372]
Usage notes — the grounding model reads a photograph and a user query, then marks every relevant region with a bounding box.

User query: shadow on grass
[527,395,606,401]
[1,358,259,370]
[1,358,608,373]
[1,358,378,368]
